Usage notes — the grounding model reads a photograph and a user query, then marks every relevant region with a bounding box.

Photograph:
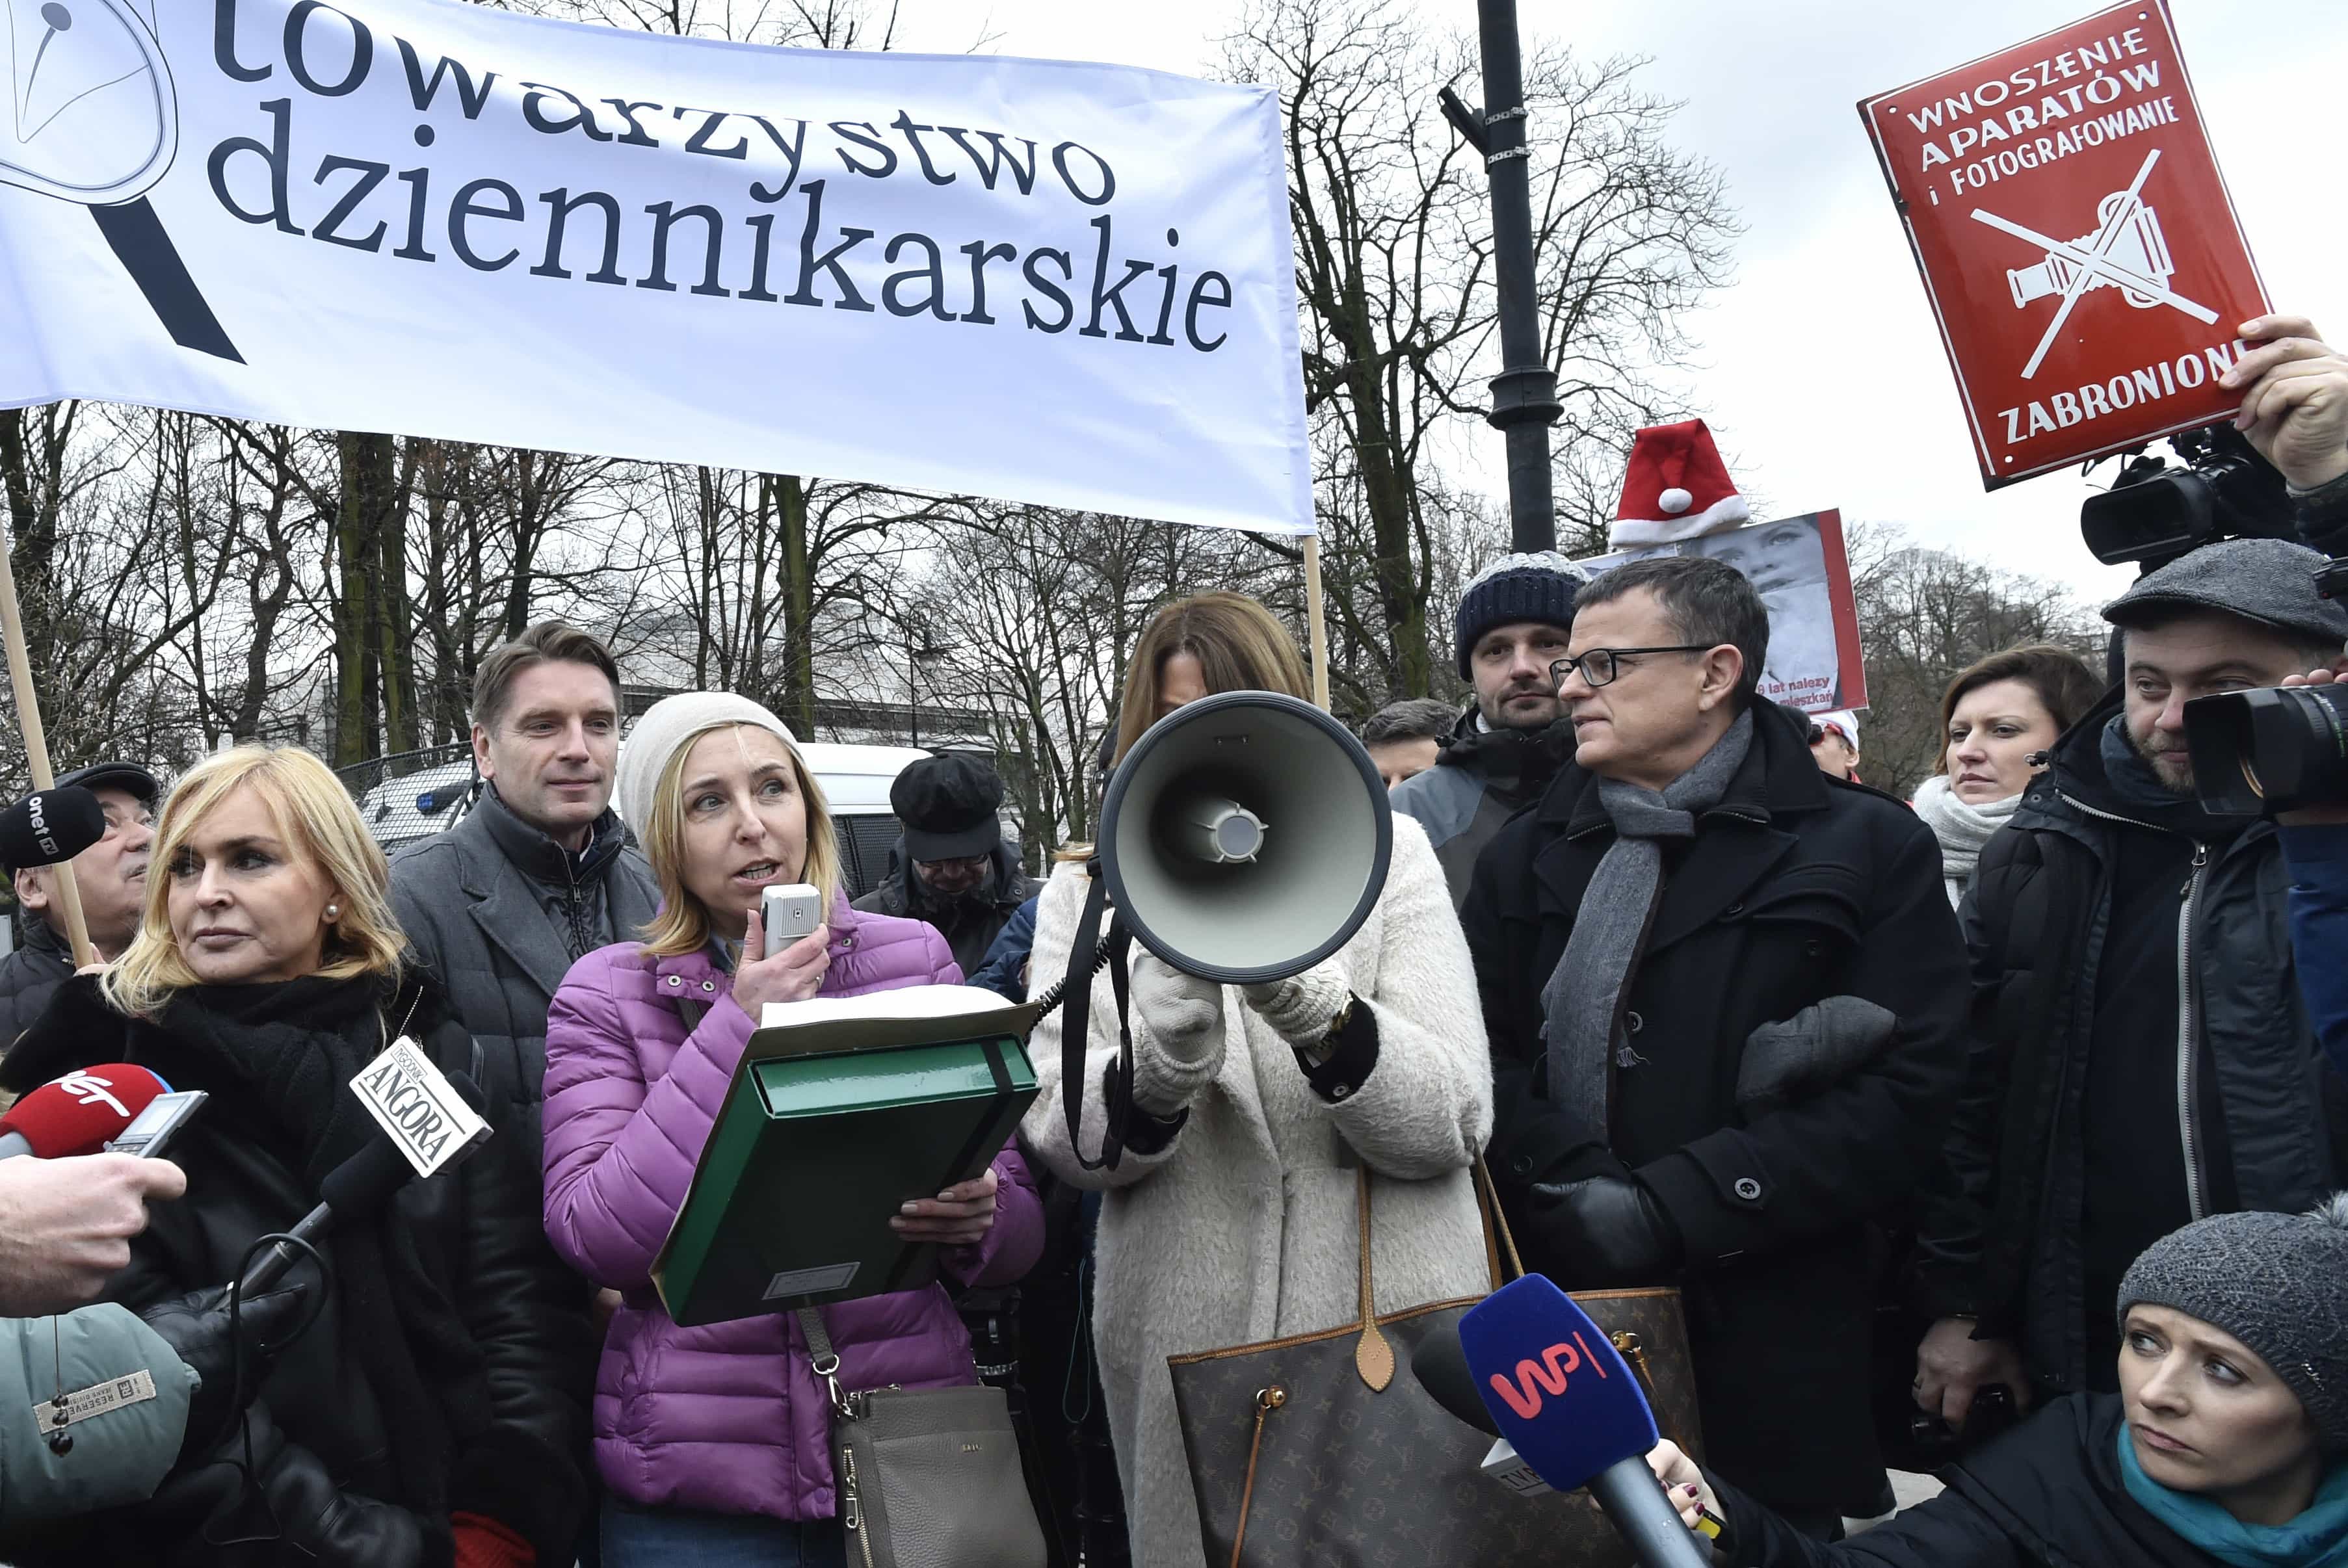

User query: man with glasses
[854,753,1038,977]
[1460,555,1967,1535]
[0,762,157,1043]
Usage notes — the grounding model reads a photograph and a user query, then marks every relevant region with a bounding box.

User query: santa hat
[1609,419,1750,548]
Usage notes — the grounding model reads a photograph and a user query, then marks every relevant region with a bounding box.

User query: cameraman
[1911,312,2348,1433]
[2263,673,2348,1083]
[2225,314,2348,1082]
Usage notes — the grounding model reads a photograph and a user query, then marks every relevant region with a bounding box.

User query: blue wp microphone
[1453,1275,1711,1568]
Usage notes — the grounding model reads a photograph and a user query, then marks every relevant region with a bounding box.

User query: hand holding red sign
[2225,315,2348,491]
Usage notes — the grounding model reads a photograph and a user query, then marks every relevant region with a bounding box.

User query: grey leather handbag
[798,1307,1048,1568]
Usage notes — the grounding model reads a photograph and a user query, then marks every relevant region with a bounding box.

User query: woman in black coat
[0,745,591,1567]
[1650,1202,2348,1567]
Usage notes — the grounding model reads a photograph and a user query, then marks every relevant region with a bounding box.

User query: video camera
[2078,425,2293,569]
[2080,424,2348,815]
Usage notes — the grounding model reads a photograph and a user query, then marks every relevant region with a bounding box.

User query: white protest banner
[0,1,1312,534]
[1577,510,1867,716]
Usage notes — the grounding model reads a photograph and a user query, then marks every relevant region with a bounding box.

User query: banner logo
[2,0,239,358]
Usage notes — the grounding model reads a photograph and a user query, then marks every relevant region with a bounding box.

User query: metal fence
[336,741,481,853]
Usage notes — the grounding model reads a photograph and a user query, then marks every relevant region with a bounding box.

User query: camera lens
[2184,685,2348,815]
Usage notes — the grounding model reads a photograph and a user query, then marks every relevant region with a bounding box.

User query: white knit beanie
[614,692,798,831]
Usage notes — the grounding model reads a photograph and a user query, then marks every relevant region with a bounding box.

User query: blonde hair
[1057,594,1312,863]
[636,722,841,960]
[105,746,404,1019]
[1112,592,1310,764]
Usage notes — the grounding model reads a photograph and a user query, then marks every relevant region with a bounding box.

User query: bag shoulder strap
[798,1305,836,1363]
[795,1305,852,1424]
[1473,1154,1525,1288]
[1345,1154,1522,1394]
[1351,1165,1392,1392]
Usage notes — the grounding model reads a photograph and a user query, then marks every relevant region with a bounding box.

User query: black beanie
[1454,553,1589,677]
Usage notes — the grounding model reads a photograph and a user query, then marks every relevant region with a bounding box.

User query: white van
[799,741,927,900]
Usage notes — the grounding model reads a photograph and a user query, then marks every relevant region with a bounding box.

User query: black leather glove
[139,1283,313,1462]
[145,1398,432,1565]
[1525,1175,1684,1287]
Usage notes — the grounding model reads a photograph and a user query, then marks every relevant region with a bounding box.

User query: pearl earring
[325,904,339,921]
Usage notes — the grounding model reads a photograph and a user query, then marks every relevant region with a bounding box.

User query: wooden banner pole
[1302,534,1332,711]
[0,540,94,967]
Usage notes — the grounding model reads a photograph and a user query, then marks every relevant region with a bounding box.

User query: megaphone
[1096,691,1392,985]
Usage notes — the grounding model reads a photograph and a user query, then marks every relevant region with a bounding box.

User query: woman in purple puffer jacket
[540,692,1044,1567]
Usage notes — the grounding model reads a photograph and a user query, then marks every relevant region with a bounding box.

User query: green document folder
[653,993,1042,1328]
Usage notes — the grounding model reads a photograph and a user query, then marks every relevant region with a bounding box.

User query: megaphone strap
[1055,871,1137,1173]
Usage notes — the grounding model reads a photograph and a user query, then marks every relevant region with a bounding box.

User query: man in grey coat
[1390,551,1587,907]
[389,623,659,1127]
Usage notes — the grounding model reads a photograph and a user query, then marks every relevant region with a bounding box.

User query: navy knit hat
[1454,553,1589,677]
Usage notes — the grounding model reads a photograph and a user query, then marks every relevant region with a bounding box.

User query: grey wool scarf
[1540,709,1755,1151]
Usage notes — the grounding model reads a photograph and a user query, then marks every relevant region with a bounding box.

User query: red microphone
[0,1064,173,1158]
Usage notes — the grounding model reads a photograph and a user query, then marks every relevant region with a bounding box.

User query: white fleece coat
[1020,817,1494,1568]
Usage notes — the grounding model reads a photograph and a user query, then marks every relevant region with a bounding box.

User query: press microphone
[1445,1275,1715,1568]
[0,785,108,870]
[238,1071,488,1296]
[0,1064,172,1158]
[1410,1326,1555,1496]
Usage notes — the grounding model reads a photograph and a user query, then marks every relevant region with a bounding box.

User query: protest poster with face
[1576,510,1866,716]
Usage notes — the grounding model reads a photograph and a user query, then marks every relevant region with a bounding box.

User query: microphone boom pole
[0,530,93,967]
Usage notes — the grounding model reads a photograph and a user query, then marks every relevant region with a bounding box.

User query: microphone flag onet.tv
[1458,1275,1712,1568]
[0,1064,173,1158]
[0,785,107,870]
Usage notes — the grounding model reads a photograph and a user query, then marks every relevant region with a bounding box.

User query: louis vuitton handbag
[1167,1159,1702,1568]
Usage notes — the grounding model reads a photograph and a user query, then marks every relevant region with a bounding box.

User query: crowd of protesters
[0,316,2343,1568]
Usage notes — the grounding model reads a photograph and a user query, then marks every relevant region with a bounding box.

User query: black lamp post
[1442,0,1564,553]
[907,631,955,750]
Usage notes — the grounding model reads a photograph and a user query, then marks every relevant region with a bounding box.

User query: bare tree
[1222,0,1735,696]
[908,508,1280,863]
[1847,524,2105,800]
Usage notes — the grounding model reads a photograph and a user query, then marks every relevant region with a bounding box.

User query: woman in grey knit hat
[1644,1198,2348,1567]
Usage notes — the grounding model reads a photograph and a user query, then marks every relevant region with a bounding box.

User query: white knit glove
[1129,951,1227,1112]
[1240,959,1352,1049]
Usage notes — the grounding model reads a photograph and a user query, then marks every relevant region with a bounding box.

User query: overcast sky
[882,0,2348,607]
